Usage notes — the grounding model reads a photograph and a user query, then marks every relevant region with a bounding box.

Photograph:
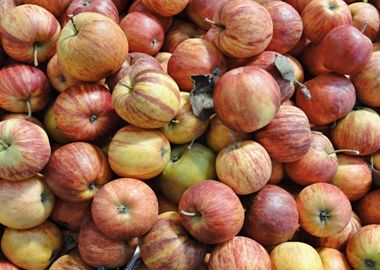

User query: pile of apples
[0,0,379,269]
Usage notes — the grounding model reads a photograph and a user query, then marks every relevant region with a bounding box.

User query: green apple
[158,143,216,203]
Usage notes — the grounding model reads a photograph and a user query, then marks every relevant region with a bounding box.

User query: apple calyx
[88,182,97,190]
[151,38,158,48]
[180,209,200,217]
[0,139,9,151]
[40,192,48,203]
[327,149,360,155]
[170,119,180,125]
[318,209,330,223]
[364,259,376,269]
[89,114,98,123]
[116,204,128,214]
[203,17,225,30]
[69,14,79,35]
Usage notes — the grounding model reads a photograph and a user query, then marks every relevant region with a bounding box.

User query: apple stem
[203,17,225,29]
[187,137,196,151]
[0,139,9,150]
[295,80,311,100]
[68,14,79,34]
[180,210,198,217]
[171,119,180,124]
[361,22,368,33]
[311,131,323,135]
[33,43,39,67]
[328,149,360,155]
[228,130,239,149]
[26,99,32,120]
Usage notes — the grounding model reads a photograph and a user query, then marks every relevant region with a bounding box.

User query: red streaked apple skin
[244,185,299,246]
[49,252,93,270]
[0,119,51,181]
[213,66,281,133]
[21,0,72,18]
[0,113,44,129]
[186,0,229,30]
[45,142,112,202]
[140,211,208,270]
[164,22,206,53]
[209,236,272,270]
[142,0,189,17]
[155,52,171,73]
[317,247,352,270]
[269,160,285,185]
[296,183,352,237]
[349,2,380,42]
[216,140,272,195]
[355,189,380,225]
[255,105,311,163]
[178,180,245,244]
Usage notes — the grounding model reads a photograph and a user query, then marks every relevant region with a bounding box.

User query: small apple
[349,2,380,41]
[317,247,352,270]
[355,189,380,225]
[142,0,189,17]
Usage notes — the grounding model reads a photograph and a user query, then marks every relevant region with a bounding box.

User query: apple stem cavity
[170,119,180,125]
[180,210,199,217]
[0,139,9,151]
[33,43,39,67]
[203,17,225,29]
[69,14,79,35]
[328,149,360,155]
[26,99,32,120]
[89,114,98,123]
[40,192,48,203]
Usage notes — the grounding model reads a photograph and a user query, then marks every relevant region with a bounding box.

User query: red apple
[0,259,20,270]
[142,0,189,17]
[21,0,72,18]
[283,0,313,13]
[120,11,164,56]
[209,236,271,270]
[317,247,352,270]
[43,102,72,144]
[45,142,112,202]
[0,113,44,129]
[349,2,380,41]
[374,42,380,52]
[205,0,273,58]
[0,0,16,22]
[301,0,352,42]
[49,252,93,270]
[244,185,299,246]
[157,193,177,214]
[355,189,380,225]
[255,105,311,163]
[295,73,356,125]
[186,0,229,29]
[213,66,281,133]
[155,52,171,72]
[167,38,226,92]
[178,180,245,244]
[300,42,330,76]
[269,159,285,185]
[0,119,51,181]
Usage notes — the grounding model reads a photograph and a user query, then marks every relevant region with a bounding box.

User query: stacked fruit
[0,0,379,269]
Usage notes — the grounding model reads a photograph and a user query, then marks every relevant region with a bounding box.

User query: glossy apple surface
[355,189,380,225]
[349,2,380,41]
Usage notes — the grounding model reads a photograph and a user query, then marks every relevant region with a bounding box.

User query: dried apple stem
[187,137,196,151]
[180,210,198,217]
[229,130,239,149]
[295,80,311,100]
[69,14,79,34]
[328,149,360,155]
[33,43,38,67]
[26,99,32,120]
[361,22,368,33]
[203,17,224,29]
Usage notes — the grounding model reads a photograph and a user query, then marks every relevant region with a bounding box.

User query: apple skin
[92,178,159,240]
[45,142,112,202]
[355,189,380,225]
[50,197,91,231]
[0,119,51,181]
[0,64,51,115]
[349,2,380,42]
[0,0,16,21]
[54,83,119,142]
[78,217,137,268]
[0,4,61,65]
[320,25,373,75]
[295,73,356,125]
[20,0,72,18]
[57,12,128,82]
[160,92,209,145]
[140,211,208,270]
[216,140,272,195]
[244,185,299,246]
[205,0,273,58]
[157,193,178,214]
[178,180,245,244]
[43,102,72,144]
[49,252,93,270]
[351,52,380,107]
[186,0,229,29]
[331,108,380,156]
[317,247,352,270]
[155,52,171,73]
[270,242,324,270]
[209,236,271,270]
[112,68,180,129]
[167,38,227,92]
[255,105,311,163]
[374,43,380,52]
[301,0,352,43]
[214,66,281,133]
[300,42,330,76]
[346,225,380,270]
[330,154,372,202]
[0,259,20,270]
[262,1,303,54]
[142,0,189,17]
[120,11,164,56]
[0,113,44,129]
[297,183,352,237]
[108,125,171,180]
[269,159,285,185]
[1,221,62,270]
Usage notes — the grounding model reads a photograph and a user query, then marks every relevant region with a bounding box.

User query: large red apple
[142,0,189,16]
[21,0,72,18]
[0,119,51,181]
[355,189,380,225]
[349,2,380,41]
[178,180,245,244]
[186,0,229,29]
[45,142,112,202]
[317,248,352,270]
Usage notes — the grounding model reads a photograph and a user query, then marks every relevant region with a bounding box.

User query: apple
[0,113,44,128]
[49,252,93,270]
[178,180,245,244]
[331,108,380,156]
[255,105,311,163]
[301,0,352,42]
[319,25,373,75]
[61,0,119,25]
[140,211,207,270]
[158,143,216,203]
[263,1,303,54]
[0,64,51,117]
[43,102,72,144]
[209,236,271,270]
[78,217,137,268]
[0,259,20,270]
[0,119,51,181]
[330,154,372,201]
[53,83,119,142]
[157,193,177,214]
[155,52,171,72]
[186,0,228,29]
[244,185,299,246]
[216,140,272,195]
[346,225,380,270]
[167,38,226,92]
[283,0,313,13]
[108,125,171,180]
[50,197,91,231]
[351,52,380,107]
[205,0,273,58]
[45,142,112,202]
[142,0,189,17]
[349,2,380,41]
[213,66,281,133]
[1,221,62,270]
[355,189,380,225]
[297,183,352,237]
[120,11,164,56]
[286,54,305,85]
[20,0,72,18]
[300,43,330,76]
[295,73,356,125]
[317,247,352,270]
[269,159,285,185]
[0,4,61,66]
[57,12,128,82]
[112,69,180,129]
[270,242,324,270]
